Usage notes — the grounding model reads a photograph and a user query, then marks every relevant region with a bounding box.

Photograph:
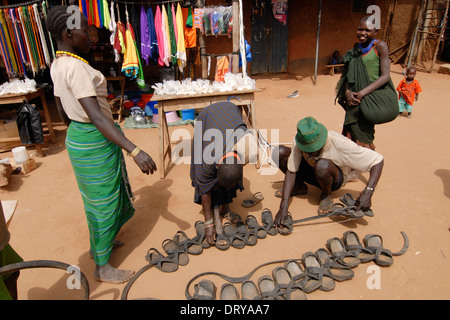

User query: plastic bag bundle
[0,78,37,96]
[151,73,255,96]
[202,6,232,36]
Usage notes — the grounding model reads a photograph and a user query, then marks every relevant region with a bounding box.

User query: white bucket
[12,146,29,164]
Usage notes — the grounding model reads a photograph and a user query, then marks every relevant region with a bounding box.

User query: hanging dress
[154,6,165,67]
[147,6,158,64]
[140,5,150,66]
[176,3,186,73]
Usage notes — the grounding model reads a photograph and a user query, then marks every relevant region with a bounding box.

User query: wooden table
[106,76,126,123]
[0,87,55,157]
[325,64,344,76]
[151,89,260,178]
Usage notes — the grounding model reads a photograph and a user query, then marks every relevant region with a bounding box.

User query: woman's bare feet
[94,263,134,284]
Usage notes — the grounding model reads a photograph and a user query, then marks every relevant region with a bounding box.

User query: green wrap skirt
[66,121,134,266]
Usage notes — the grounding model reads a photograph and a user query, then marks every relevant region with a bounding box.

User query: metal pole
[314,0,322,85]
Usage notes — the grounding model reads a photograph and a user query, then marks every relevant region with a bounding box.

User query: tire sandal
[272,266,306,300]
[192,220,211,249]
[223,222,249,249]
[245,214,267,239]
[315,248,354,281]
[277,212,293,235]
[301,251,335,293]
[241,192,264,208]
[261,208,278,236]
[258,275,284,300]
[241,280,262,300]
[363,232,409,267]
[161,239,189,266]
[145,248,178,273]
[220,283,240,300]
[237,221,257,246]
[173,230,203,255]
[326,237,361,268]
[343,230,375,263]
[192,279,216,300]
[339,193,374,217]
[284,259,307,282]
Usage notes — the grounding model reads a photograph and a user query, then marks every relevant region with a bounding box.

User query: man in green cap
[273,117,384,228]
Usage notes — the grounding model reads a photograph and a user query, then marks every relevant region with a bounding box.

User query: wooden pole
[196,0,207,78]
[232,0,240,74]
[406,0,426,68]
[430,0,450,72]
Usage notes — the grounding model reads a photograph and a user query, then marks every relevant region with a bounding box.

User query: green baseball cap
[295,117,328,153]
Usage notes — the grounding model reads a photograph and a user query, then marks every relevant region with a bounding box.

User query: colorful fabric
[66,121,134,266]
[161,5,171,66]
[140,5,150,65]
[147,6,158,64]
[121,23,139,78]
[215,56,229,82]
[183,7,196,48]
[176,3,186,72]
[396,79,422,106]
[154,6,166,66]
[167,4,177,65]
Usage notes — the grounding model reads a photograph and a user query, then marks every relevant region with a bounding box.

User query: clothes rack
[0,0,42,10]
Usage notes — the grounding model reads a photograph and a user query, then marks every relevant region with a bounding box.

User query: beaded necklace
[55,51,89,65]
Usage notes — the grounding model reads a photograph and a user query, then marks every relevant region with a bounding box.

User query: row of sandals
[185,230,409,300]
[145,208,292,273]
[145,193,377,272]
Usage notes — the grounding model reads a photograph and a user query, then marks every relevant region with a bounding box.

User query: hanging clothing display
[0,2,54,79]
[215,56,229,82]
[166,4,177,65]
[161,5,171,67]
[272,0,288,25]
[121,22,139,78]
[140,5,150,66]
[175,3,186,73]
[154,5,165,67]
[146,6,158,65]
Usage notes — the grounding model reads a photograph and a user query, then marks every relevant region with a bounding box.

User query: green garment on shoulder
[335,43,398,144]
[0,244,23,300]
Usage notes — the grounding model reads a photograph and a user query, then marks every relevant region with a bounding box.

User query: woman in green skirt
[46,6,157,284]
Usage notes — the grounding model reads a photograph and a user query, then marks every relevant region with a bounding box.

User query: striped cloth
[190,102,247,206]
[66,121,134,266]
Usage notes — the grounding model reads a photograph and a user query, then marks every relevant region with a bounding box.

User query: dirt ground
[1,63,450,300]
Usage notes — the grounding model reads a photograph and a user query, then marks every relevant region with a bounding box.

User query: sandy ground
[1,63,450,301]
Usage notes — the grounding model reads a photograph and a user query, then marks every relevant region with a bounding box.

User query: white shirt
[50,56,114,123]
[287,131,383,186]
